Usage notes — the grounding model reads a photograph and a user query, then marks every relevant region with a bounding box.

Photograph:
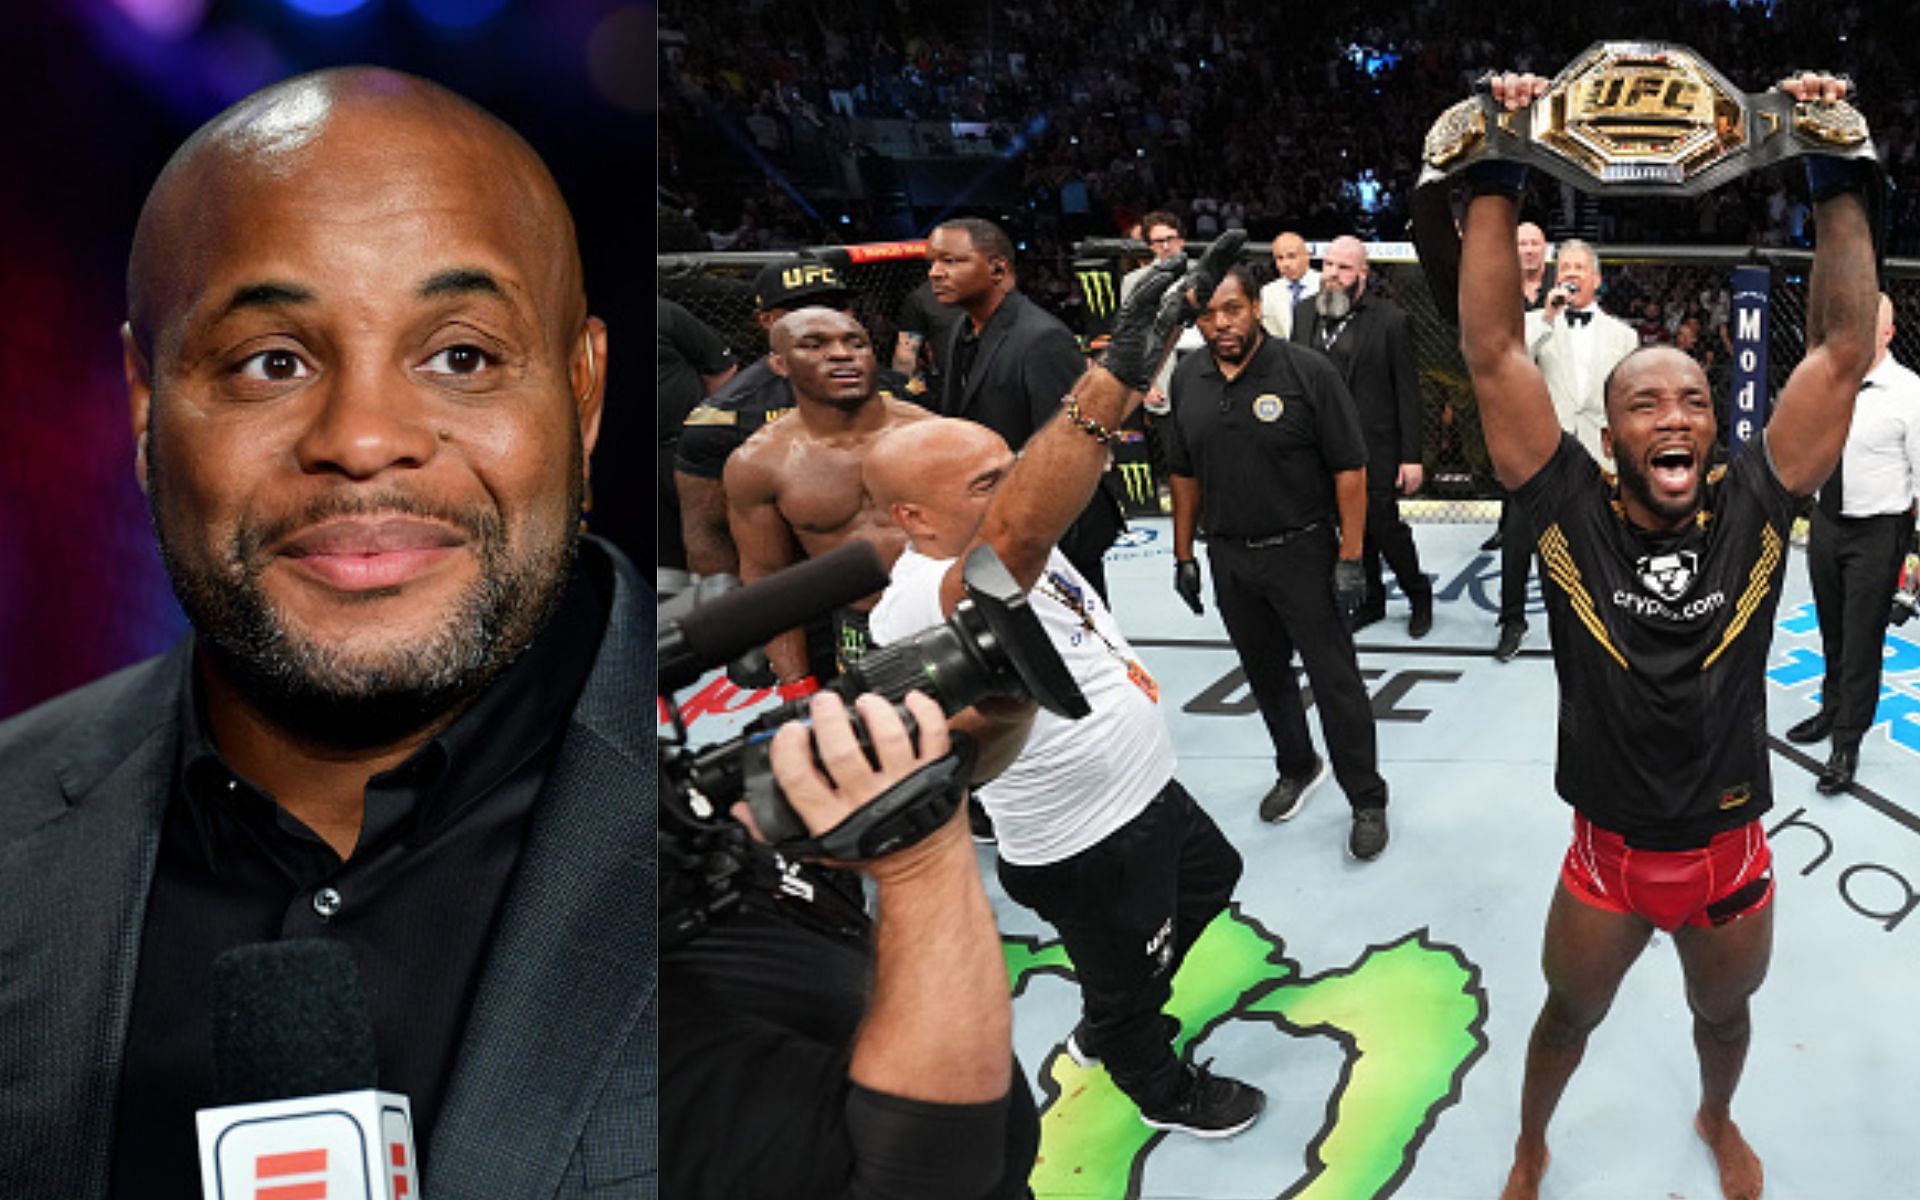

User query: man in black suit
[927,217,1123,597]
[1292,235,1434,636]
[0,69,652,1199]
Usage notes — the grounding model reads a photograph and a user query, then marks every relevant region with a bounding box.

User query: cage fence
[657,239,1920,523]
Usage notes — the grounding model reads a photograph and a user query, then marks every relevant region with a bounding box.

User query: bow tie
[1564,309,1593,327]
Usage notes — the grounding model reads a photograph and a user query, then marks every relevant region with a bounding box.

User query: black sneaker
[1139,1060,1265,1138]
[1408,593,1434,639]
[1349,808,1389,860]
[1065,1014,1180,1068]
[1260,754,1327,823]
[1494,620,1526,662]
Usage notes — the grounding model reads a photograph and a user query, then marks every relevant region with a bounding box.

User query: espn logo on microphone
[198,1091,417,1200]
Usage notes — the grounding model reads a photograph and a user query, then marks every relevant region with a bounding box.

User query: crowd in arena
[660,0,1920,283]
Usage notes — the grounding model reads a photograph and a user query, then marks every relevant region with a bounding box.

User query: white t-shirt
[868,546,1177,867]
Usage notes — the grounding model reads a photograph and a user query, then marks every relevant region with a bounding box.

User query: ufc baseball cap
[754,257,854,312]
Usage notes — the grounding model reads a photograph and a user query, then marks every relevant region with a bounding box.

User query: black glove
[1154,229,1248,343]
[1332,559,1367,622]
[1103,256,1187,390]
[1174,558,1204,615]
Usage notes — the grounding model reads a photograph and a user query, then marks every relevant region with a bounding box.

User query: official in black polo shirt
[1163,265,1392,860]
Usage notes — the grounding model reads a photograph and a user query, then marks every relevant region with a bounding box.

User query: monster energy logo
[1078,268,1118,318]
[837,619,870,668]
[1117,461,1156,507]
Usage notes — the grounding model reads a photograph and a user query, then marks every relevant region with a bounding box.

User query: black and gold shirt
[1517,434,1795,849]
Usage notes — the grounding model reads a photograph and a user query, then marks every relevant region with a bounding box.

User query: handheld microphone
[658,540,892,694]
[197,940,419,1200]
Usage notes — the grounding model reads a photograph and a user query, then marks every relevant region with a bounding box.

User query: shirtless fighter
[723,307,931,686]
[1459,71,1878,1200]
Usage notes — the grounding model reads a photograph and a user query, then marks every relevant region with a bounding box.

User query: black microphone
[199,941,419,1199]
[659,540,891,694]
[210,939,377,1104]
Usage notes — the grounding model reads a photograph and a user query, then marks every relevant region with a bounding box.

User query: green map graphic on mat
[1003,907,1489,1199]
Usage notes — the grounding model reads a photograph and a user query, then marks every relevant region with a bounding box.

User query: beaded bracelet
[1062,396,1120,445]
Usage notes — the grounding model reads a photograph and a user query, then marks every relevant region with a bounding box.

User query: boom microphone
[198,940,419,1199]
[659,540,892,694]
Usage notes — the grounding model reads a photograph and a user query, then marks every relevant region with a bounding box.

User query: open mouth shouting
[1648,444,1699,500]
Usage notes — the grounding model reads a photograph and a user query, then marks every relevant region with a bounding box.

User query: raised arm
[941,362,1137,612]
[1762,76,1881,495]
[1456,76,1566,490]
[1459,194,1563,488]
[935,248,1222,610]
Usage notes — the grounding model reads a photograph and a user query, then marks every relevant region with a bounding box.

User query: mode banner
[1728,263,1771,458]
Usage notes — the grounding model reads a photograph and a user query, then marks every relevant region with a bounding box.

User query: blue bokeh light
[283,0,372,16]
[406,0,511,30]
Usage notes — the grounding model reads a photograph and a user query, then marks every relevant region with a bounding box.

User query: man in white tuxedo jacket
[1258,231,1320,340]
[1494,239,1638,659]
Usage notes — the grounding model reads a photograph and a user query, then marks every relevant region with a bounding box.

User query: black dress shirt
[108,562,611,1199]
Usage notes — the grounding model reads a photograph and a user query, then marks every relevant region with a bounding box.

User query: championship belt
[1411,42,1881,322]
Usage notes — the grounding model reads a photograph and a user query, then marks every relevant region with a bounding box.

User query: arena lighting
[407,0,508,29]
[281,0,370,16]
[110,0,208,39]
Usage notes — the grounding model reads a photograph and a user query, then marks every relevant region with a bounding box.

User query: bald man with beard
[1291,235,1433,636]
[722,306,931,684]
[0,69,653,1198]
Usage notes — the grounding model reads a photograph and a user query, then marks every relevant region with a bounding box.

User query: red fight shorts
[1560,812,1774,933]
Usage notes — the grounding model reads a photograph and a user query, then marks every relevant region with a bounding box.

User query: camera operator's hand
[767,688,1014,1118]
[763,690,969,879]
[1174,558,1205,615]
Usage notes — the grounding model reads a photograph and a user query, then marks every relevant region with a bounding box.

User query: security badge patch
[1252,393,1285,422]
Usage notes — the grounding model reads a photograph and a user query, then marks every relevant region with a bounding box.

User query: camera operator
[864,239,1268,1138]
[661,689,1038,1199]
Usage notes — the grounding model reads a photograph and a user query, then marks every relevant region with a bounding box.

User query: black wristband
[1465,158,1529,199]
[1805,153,1871,202]
[845,1083,1010,1200]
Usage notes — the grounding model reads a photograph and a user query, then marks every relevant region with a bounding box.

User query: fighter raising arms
[1458,72,1878,1200]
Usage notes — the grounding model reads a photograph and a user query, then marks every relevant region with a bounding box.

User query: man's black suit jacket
[1291,293,1423,491]
[938,290,1084,449]
[0,536,657,1200]
[938,290,1123,549]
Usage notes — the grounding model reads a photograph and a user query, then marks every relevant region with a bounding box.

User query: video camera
[657,541,1087,946]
